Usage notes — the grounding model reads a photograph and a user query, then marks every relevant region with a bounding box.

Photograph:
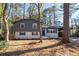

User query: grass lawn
[0,40,6,49]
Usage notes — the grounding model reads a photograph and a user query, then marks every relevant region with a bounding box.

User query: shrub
[0,40,7,49]
[70,31,79,37]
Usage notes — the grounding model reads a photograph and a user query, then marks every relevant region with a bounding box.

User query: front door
[42,29,45,36]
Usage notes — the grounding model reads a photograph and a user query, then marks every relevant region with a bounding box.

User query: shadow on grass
[0,41,63,56]
[9,39,47,46]
[64,43,79,51]
[9,41,41,46]
[9,39,60,46]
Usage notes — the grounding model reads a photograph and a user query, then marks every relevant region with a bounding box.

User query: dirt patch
[0,39,79,56]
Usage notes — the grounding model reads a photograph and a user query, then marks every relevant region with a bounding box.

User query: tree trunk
[23,3,25,19]
[53,6,56,26]
[2,3,9,42]
[29,3,32,18]
[62,3,70,43]
[38,3,42,42]
[13,4,17,22]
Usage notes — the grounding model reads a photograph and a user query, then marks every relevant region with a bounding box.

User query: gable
[13,19,40,24]
[13,19,40,32]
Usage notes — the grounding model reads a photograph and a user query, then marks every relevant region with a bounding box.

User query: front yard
[0,39,79,56]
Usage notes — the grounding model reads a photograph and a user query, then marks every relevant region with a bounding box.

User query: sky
[8,3,79,26]
[44,3,53,9]
[44,3,79,26]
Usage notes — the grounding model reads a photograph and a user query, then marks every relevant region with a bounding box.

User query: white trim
[19,31,26,36]
[20,23,25,29]
[32,23,37,29]
[32,32,38,35]
[15,31,40,39]
[43,28,58,38]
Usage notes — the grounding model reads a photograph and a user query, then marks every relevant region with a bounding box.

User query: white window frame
[47,29,57,33]
[32,23,37,29]
[19,32,26,36]
[32,32,38,35]
[20,23,25,29]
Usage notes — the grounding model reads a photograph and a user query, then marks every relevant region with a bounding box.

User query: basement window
[32,32,38,35]
[19,32,25,35]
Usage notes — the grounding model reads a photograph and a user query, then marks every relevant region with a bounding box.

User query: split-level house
[12,19,63,39]
[13,19,41,39]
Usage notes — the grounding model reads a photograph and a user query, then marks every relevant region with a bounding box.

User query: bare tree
[37,3,43,42]
[23,3,26,19]
[2,3,9,43]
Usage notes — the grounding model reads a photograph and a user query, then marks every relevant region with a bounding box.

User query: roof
[13,19,42,24]
[42,26,63,29]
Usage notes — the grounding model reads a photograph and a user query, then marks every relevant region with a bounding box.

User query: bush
[0,40,6,49]
[70,31,79,37]
[74,31,79,37]
[0,34,4,40]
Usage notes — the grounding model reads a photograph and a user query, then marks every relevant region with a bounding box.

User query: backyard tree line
[0,3,79,43]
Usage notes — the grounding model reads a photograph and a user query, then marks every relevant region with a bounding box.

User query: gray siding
[13,19,40,32]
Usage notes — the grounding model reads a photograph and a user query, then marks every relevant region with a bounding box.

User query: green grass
[0,40,6,49]
[0,29,2,34]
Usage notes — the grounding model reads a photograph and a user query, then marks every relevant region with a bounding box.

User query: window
[53,29,57,33]
[47,29,57,33]
[19,32,25,35]
[20,23,25,29]
[47,29,52,33]
[32,32,38,35]
[33,23,37,29]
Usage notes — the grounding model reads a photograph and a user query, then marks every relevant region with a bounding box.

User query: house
[42,26,63,38]
[13,19,41,39]
[12,18,63,39]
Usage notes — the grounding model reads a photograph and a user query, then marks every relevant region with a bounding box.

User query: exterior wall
[45,29,58,38]
[13,19,40,32]
[9,32,15,40]
[15,31,40,39]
